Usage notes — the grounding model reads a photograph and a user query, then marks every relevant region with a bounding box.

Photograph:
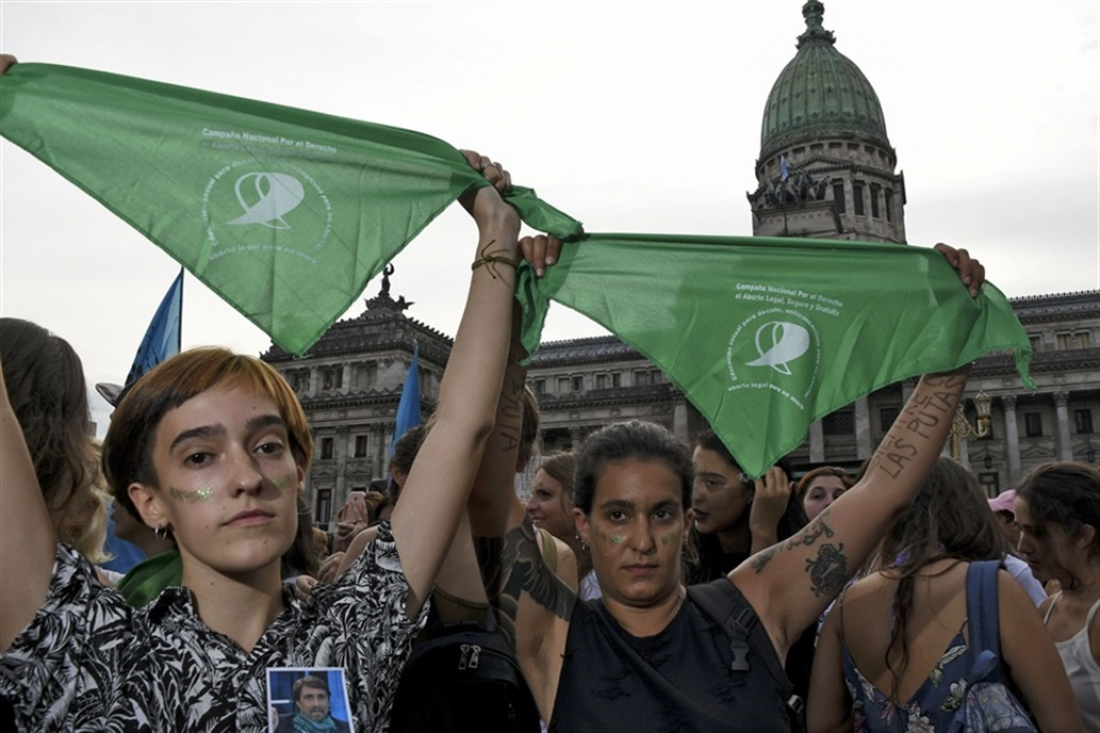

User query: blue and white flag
[780,154,789,181]
[125,268,183,386]
[388,342,421,457]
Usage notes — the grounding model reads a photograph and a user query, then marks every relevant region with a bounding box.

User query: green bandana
[0,64,1032,476]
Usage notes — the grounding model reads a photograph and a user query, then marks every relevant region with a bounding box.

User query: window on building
[354,434,368,458]
[316,489,332,525]
[870,184,881,218]
[557,376,570,393]
[978,473,999,498]
[833,182,846,213]
[1075,409,1094,434]
[823,410,855,436]
[322,367,343,391]
[1024,412,1043,438]
[1076,332,1092,349]
[534,379,546,395]
[885,188,894,222]
[595,374,609,390]
[1028,334,1042,353]
[571,375,584,392]
[1056,333,1071,350]
[354,363,378,390]
[320,437,334,459]
[852,182,865,216]
[879,406,901,432]
[612,372,622,388]
[635,370,653,387]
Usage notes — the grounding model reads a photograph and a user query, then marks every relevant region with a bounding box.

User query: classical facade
[262,273,451,526]
[263,1,1098,524]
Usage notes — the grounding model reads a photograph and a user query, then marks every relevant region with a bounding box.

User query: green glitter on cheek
[609,535,625,545]
[660,533,678,545]
[272,475,295,491]
[169,486,214,503]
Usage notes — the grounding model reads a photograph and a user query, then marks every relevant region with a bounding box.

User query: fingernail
[545,256,556,266]
[536,267,545,277]
[964,276,972,284]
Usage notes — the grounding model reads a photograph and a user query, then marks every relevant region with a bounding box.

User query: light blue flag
[125,268,183,386]
[388,342,421,457]
[780,154,789,181]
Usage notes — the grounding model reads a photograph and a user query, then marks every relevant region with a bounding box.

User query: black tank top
[548,597,791,733]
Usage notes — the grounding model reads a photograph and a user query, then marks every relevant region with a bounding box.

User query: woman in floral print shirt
[0,120,561,732]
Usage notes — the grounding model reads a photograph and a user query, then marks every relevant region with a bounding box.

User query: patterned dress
[840,601,971,732]
[0,522,425,733]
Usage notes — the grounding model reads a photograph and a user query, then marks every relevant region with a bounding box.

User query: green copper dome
[760,1,890,158]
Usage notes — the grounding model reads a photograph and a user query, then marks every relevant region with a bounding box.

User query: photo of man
[268,670,352,733]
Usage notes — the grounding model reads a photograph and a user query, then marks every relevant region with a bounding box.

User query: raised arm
[731,243,985,659]
[467,305,575,720]
[388,152,522,619]
[736,366,969,658]
[0,358,58,650]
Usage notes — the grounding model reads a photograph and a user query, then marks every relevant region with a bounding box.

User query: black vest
[548,596,791,733]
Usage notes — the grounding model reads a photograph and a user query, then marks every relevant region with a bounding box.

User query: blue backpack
[948,560,1037,733]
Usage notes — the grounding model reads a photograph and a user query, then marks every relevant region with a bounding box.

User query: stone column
[809,420,825,463]
[1002,396,1022,484]
[957,429,971,468]
[1053,392,1073,461]
[372,423,387,482]
[342,363,353,394]
[309,366,320,396]
[569,427,583,451]
[672,400,689,443]
[334,426,349,500]
[901,378,917,405]
[854,397,873,459]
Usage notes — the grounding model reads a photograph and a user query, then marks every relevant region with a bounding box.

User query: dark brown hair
[1017,461,1100,590]
[575,421,692,514]
[880,457,1011,698]
[796,465,855,503]
[0,318,108,560]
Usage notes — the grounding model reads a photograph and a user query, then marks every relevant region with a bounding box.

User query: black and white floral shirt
[0,521,425,732]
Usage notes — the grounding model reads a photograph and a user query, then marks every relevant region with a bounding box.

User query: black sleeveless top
[548,597,791,733]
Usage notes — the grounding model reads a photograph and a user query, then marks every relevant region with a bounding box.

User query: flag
[0,63,581,355]
[516,233,1034,477]
[125,268,184,386]
[389,342,421,457]
[2,63,1033,477]
[780,154,789,181]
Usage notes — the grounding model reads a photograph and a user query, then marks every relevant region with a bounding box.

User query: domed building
[749,0,905,243]
[264,1,1098,526]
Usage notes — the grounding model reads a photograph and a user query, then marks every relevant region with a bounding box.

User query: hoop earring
[153,525,169,540]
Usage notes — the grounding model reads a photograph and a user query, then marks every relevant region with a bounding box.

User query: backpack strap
[688,579,805,727]
[537,527,558,574]
[966,560,1002,659]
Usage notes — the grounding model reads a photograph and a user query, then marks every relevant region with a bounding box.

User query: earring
[153,525,169,540]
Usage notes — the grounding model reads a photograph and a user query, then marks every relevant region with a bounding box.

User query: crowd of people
[1,52,1098,732]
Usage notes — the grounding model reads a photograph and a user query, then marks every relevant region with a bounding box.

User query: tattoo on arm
[785,515,835,550]
[804,543,848,598]
[474,521,574,649]
[750,544,780,574]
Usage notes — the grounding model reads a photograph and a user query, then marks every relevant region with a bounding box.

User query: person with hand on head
[468,243,992,731]
[0,148,550,732]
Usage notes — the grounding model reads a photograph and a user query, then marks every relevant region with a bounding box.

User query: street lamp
[950,391,992,461]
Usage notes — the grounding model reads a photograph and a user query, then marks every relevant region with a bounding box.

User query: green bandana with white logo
[0,64,1033,476]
